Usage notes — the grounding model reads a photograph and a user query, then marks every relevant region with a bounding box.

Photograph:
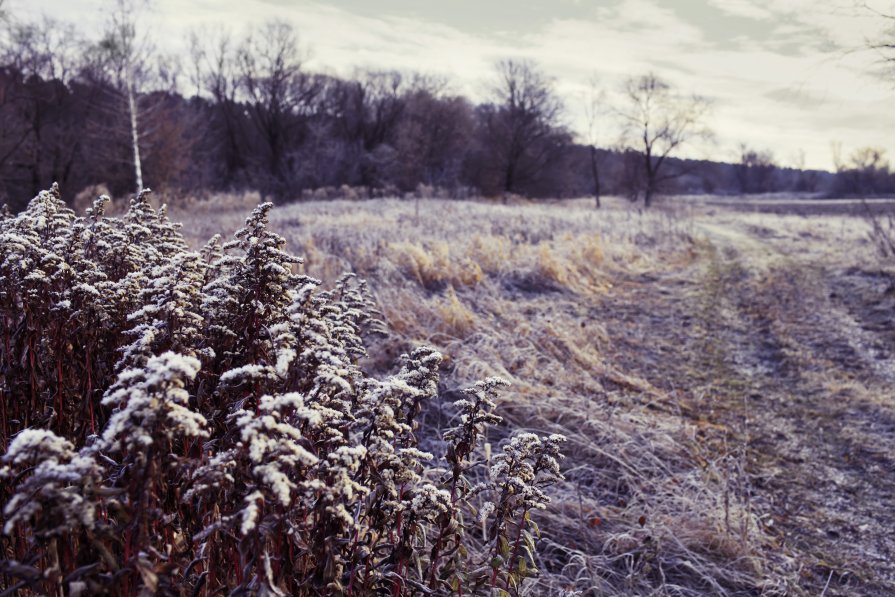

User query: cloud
[706,0,775,20]
[764,86,828,108]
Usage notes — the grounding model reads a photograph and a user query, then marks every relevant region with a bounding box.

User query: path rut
[600,219,895,595]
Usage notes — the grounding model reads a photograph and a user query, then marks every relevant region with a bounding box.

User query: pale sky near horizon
[15,0,895,171]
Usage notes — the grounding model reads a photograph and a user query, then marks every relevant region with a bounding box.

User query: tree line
[0,2,889,212]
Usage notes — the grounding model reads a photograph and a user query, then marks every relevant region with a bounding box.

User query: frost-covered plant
[98,351,208,594]
[0,187,179,444]
[203,202,300,364]
[0,186,566,597]
[118,251,207,370]
[481,432,566,593]
[0,428,103,595]
[100,351,207,454]
[426,377,507,590]
[1,429,101,537]
[188,391,323,594]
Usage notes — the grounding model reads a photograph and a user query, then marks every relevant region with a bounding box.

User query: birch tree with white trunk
[98,0,152,194]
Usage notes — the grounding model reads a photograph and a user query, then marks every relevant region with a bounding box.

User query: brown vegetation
[174,193,895,595]
[3,187,895,594]
[0,186,567,595]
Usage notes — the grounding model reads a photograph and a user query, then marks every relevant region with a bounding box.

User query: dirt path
[600,218,895,595]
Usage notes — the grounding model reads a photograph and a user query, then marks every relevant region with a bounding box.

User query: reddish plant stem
[273,531,283,584]
[28,336,37,414]
[287,540,295,594]
[392,515,404,597]
[2,317,8,443]
[391,483,407,597]
[206,538,216,596]
[233,546,242,584]
[346,525,362,597]
[427,482,460,588]
[86,345,95,433]
[122,527,132,596]
[504,509,529,592]
[0,385,7,447]
[3,316,9,363]
[56,357,64,433]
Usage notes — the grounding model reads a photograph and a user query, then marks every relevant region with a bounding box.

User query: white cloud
[706,0,775,20]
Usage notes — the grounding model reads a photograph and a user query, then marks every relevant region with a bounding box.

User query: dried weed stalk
[0,186,564,596]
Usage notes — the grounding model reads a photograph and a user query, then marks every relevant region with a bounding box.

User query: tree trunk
[127,74,144,194]
[643,149,655,208]
[504,161,515,200]
[589,144,601,209]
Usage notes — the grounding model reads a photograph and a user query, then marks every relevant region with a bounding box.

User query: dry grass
[7,178,890,595]
[165,194,844,595]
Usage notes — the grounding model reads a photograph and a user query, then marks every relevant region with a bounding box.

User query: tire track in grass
[597,216,895,595]
[692,221,895,596]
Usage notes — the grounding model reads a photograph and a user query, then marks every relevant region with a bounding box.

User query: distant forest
[0,9,891,212]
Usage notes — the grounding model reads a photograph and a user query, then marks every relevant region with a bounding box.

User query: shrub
[0,186,564,596]
[861,200,895,258]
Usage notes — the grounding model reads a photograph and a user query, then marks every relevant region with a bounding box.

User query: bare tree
[735,144,776,193]
[831,140,845,173]
[395,77,473,191]
[357,70,406,150]
[188,27,249,184]
[484,59,565,198]
[85,0,196,196]
[582,76,608,208]
[618,73,711,207]
[850,146,888,171]
[186,30,205,99]
[0,16,92,196]
[97,0,153,193]
[867,3,895,70]
[833,146,891,196]
[789,148,819,192]
[354,69,406,188]
[237,20,320,198]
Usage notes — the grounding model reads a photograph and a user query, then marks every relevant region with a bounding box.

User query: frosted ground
[166,194,895,595]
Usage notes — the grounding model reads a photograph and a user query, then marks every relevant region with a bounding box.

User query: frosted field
[168,193,895,595]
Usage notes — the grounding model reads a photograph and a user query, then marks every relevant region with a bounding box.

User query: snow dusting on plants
[0,186,564,596]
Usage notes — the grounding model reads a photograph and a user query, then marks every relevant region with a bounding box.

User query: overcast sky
[17,0,895,170]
